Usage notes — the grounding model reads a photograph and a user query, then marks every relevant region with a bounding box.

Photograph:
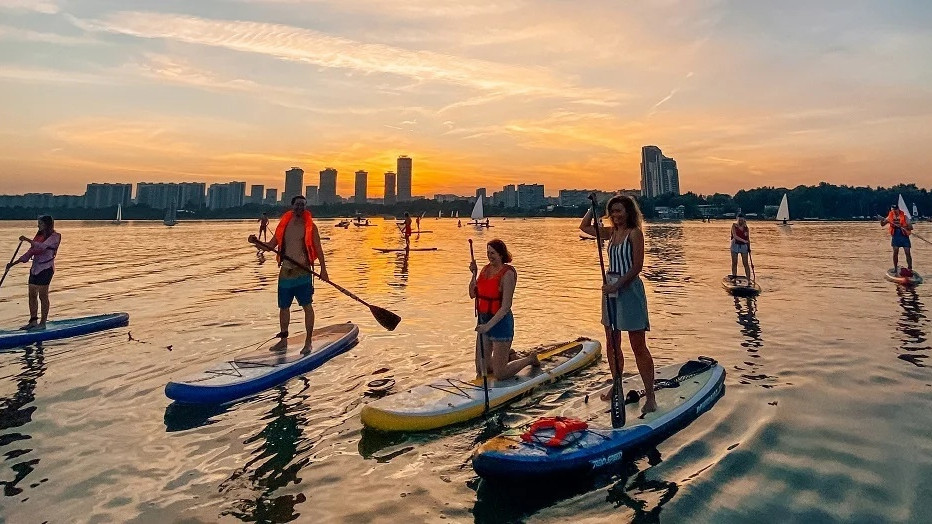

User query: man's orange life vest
[274,210,317,265]
[887,209,911,236]
[476,264,514,315]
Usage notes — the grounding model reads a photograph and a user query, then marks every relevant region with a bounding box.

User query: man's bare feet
[300,342,312,355]
[20,319,38,330]
[641,397,658,415]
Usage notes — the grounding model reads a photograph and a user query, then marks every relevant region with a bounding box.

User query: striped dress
[601,231,650,332]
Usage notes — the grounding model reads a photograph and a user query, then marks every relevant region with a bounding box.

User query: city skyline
[2,2,931,196]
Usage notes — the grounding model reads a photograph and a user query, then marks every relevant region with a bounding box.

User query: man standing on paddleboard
[257,212,270,242]
[881,204,914,274]
[257,195,327,354]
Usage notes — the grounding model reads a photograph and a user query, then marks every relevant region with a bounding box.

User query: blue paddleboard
[472,357,725,479]
[165,322,358,404]
[0,313,129,350]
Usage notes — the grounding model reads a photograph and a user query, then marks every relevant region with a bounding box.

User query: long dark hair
[487,239,513,263]
[36,215,54,240]
[605,195,643,230]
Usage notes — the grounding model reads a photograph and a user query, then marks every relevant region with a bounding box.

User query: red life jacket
[476,264,514,315]
[521,416,589,447]
[732,224,749,242]
[273,210,317,265]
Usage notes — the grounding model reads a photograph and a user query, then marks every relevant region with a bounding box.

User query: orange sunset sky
[1,0,931,197]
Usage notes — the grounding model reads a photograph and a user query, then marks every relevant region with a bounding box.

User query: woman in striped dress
[579,195,656,414]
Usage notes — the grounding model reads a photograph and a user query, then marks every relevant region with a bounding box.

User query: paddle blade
[610,380,625,428]
[370,305,401,331]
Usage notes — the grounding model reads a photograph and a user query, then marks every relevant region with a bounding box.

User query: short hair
[291,195,306,205]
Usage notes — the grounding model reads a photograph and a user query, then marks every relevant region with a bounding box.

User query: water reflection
[895,287,928,367]
[471,448,678,524]
[0,345,46,497]
[643,225,689,292]
[732,297,775,388]
[219,385,311,522]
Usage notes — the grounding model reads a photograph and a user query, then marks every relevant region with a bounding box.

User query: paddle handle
[0,240,24,289]
[249,236,371,308]
[468,238,490,413]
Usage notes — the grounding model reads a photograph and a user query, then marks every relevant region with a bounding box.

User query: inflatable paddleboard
[372,247,438,253]
[0,313,129,350]
[884,268,923,286]
[472,357,725,480]
[165,322,358,404]
[722,276,761,296]
[360,339,601,432]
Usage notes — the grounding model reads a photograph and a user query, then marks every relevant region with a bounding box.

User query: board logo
[696,381,724,414]
[590,450,624,468]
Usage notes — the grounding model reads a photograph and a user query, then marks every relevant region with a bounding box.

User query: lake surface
[0,218,930,523]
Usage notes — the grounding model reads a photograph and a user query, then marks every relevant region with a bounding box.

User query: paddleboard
[0,313,129,350]
[472,357,725,480]
[165,322,358,404]
[372,247,438,253]
[360,339,601,432]
[722,275,761,296]
[885,268,923,286]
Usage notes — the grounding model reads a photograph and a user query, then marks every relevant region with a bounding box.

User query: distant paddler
[4,215,61,330]
[253,195,327,354]
[257,212,270,243]
[397,212,413,251]
[729,214,752,282]
[881,203,914,274]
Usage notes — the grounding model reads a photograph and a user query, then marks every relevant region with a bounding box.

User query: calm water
[0,218,930,523]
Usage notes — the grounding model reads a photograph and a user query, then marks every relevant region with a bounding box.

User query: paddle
[748,245,757,284]
[0,240,24,289]
[248,236,401,331]
[588,193,624,428]
[469,239,491,414]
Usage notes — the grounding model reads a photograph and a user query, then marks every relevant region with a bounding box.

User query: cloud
[0,0,59,14]
[0,25,100,45]
[72,11,620,106]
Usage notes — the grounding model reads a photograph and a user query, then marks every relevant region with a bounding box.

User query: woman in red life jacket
[468,239,540,380]
[880,204,913,273]
[729,215,752,281]
[6,215,61,330]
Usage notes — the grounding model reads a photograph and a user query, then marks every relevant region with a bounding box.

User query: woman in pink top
[6,215,61,330]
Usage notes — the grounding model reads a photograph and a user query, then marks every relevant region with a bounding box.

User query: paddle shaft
[0,240,24,289]
[469,239,491,414]
[588,195,624,427]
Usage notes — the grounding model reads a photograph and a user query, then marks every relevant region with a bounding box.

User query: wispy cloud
[0,66,115,85]
[0,25,100,46]
[0,0,59,14]
[72,11,621,106]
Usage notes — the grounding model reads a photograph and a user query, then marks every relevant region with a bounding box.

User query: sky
[1,0,931,198]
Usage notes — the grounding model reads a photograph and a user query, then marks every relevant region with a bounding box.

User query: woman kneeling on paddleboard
[580,195,657,414]
[469,239,540,380]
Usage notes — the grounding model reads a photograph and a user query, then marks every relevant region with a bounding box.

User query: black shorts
[28,268,54,286]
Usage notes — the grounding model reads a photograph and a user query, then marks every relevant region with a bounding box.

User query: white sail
[776,194,790,222]
[455,210,459,218]
[164,203,178,226]
[470,196,484,221]
[913,203,919,218]
[898,194,911,220]
[115,204,122,224]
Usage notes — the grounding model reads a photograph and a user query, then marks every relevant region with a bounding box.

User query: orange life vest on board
[274,210,317,265]
[476,264,514,315]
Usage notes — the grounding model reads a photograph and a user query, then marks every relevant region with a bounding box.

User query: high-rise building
[502,185,517,208]
[178,182,206,209]
[319,168,338,204]
[355,170,368,205]
[85,183,132,209]
[396,156,412,202]
[284,167,304,204]
[517,183,545,210]
[265,188,278,205]
[207,182,246,210]
[136,182,180,209]
[476,188,487,203]
[383,172,396,206]
[305,185,318,205]
[641,145,680,198]
[250,185,264,205]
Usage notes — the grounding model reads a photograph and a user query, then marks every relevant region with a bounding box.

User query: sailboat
[775,193,790,225]
[112,203,123,225]
[898,194,912,221]
[913,203,920,221]
[469,196,492,227]
[163,203,178,226]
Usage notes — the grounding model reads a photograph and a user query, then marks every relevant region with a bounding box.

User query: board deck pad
[360,339,601,432]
